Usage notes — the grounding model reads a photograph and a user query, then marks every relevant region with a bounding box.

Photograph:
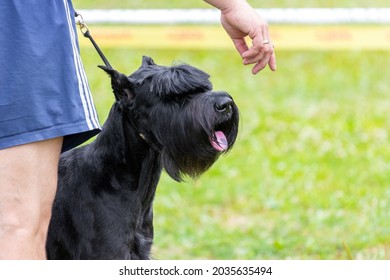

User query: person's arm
[204,0,276,73]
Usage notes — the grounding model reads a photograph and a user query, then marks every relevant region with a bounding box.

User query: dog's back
[46,104,160,260]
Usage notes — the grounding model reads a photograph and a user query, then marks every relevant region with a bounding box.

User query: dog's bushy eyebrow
[132,63,212,96]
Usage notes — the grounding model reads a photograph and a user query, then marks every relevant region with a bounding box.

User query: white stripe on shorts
[63,0,100,130]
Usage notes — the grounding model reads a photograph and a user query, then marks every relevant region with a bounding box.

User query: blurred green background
[74,0,390,8]
[72,0,390,259]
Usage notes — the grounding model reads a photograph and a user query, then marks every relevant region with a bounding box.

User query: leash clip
[74,11,113,69]
[75,12,89,36]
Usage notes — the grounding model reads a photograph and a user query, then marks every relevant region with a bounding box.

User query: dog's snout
[214,96,233,114]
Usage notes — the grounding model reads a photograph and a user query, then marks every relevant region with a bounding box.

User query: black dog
[46,56,239,259]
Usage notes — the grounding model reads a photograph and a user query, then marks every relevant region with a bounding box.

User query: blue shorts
[0,0,101,152]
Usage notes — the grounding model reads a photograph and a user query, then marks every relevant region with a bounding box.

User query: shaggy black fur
[46,56,239,259]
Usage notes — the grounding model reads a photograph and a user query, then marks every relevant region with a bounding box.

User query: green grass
[80,47,390,259]
[74,0,390,260]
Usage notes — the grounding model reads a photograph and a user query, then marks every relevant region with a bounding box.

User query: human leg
[0,137,63,259]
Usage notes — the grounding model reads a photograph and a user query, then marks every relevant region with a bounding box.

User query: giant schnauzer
[46,56,239,259]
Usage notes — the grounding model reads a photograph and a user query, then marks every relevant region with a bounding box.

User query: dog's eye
[163,94,191,105]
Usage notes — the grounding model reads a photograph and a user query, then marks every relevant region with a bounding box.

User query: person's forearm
[204,0,276,73]
[204,0,249,12]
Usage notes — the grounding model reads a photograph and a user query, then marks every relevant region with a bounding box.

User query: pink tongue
[210,131,228,151]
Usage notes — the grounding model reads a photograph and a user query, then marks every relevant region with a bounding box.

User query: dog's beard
[148,95,238,181]
[152,111,220,181]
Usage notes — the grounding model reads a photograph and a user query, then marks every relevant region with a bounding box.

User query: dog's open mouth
[210,131,228,152]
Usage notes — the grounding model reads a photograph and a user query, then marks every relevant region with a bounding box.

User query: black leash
[74,12,150,143]
[74,11,113,69]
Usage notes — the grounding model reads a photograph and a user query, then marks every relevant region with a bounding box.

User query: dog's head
[100,56,239,181]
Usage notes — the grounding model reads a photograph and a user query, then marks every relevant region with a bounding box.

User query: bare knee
[0,138,62,259]
[0,162,56,234]
[0,188,52,238]
[0,196,52,259]
[0,173,55,258]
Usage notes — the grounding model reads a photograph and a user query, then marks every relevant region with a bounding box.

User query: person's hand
[219,1,276,74]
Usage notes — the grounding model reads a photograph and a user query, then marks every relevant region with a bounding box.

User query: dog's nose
[215,96,233,114]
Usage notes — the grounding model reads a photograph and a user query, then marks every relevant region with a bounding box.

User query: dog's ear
[98,65,134,102]
[141,56,156,67]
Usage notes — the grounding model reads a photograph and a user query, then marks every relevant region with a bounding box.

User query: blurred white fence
[77,8,390,25]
